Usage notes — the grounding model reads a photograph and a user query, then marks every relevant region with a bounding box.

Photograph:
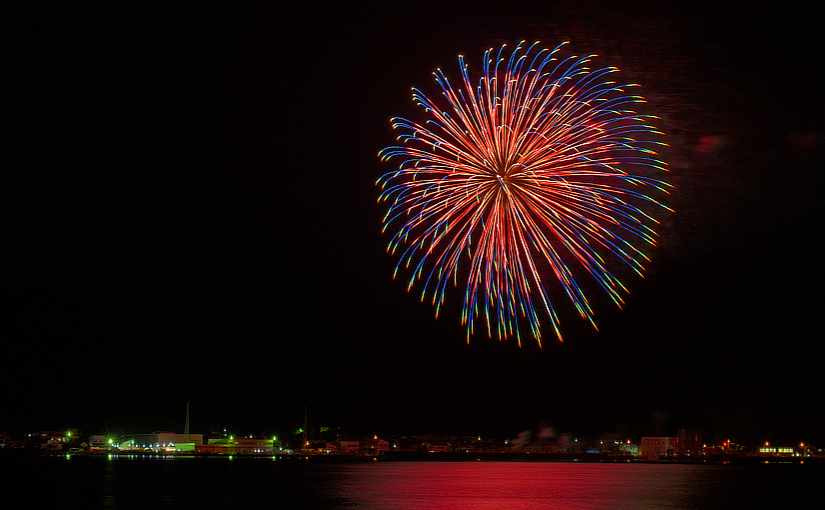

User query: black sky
[6,3,824,443]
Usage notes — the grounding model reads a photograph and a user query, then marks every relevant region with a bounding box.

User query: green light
[107,453,113,461]
[66,431,72,438]
[229,435,234,441]
[107,438,113,445]
[65,453,71,460]
[272,436,278,442]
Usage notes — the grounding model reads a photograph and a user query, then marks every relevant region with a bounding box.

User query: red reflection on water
[332,462,696,509]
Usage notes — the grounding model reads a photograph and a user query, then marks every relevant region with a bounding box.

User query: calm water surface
[7,455,824,509]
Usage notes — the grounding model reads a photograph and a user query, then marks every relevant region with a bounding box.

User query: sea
[5,453,825,509]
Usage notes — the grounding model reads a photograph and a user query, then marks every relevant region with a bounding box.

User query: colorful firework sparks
[376,40,673,347]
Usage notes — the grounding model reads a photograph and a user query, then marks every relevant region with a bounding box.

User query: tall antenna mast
[184,401,190,435]
[303,405,308,446]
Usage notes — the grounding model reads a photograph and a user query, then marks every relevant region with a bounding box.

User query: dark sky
[7,3,823,443]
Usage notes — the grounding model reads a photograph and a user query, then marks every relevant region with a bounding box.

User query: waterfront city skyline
[6,2,824,447]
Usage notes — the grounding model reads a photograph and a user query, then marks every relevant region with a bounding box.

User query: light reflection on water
[322,462,699,510]
[10,455,824,509]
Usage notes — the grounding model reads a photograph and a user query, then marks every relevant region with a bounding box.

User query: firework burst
[377,40,673,347]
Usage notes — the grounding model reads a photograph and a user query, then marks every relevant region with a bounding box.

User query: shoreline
[3,450,820,465]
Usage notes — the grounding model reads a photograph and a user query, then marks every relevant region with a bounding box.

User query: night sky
[7,3,823,443]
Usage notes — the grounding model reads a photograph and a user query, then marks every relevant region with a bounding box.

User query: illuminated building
[700,438,745,456]
[592,434,640,458]
[619,442,640,457]
[198,436,275,455]
[88,435,116,450]
[640,437,679,460]
[322,437,391,455]
[127,432,204,451]
[24,431,75,450]
[301,440,334,455]
[598,436,640,457]
[758,446,795,457]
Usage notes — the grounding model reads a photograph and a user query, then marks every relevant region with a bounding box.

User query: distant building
[301,440,334,455]
[557,433,575,453]
[677,429,703,456]
[595,434,639,457]
[702,438,746,457]
[458,435,501,454]
[88,435,112,450]
[26,431,72,450]
[174,442,197,452]
[512,431,580,455]
[336,440,360,455]
[640,437,679,460]
[128,432,203,451]
[392,436,424,453]
[758,445,796,457]
[619,442,640,457]
[423,440,451,453]
[361,436,390,456]
[199,436,273,455]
